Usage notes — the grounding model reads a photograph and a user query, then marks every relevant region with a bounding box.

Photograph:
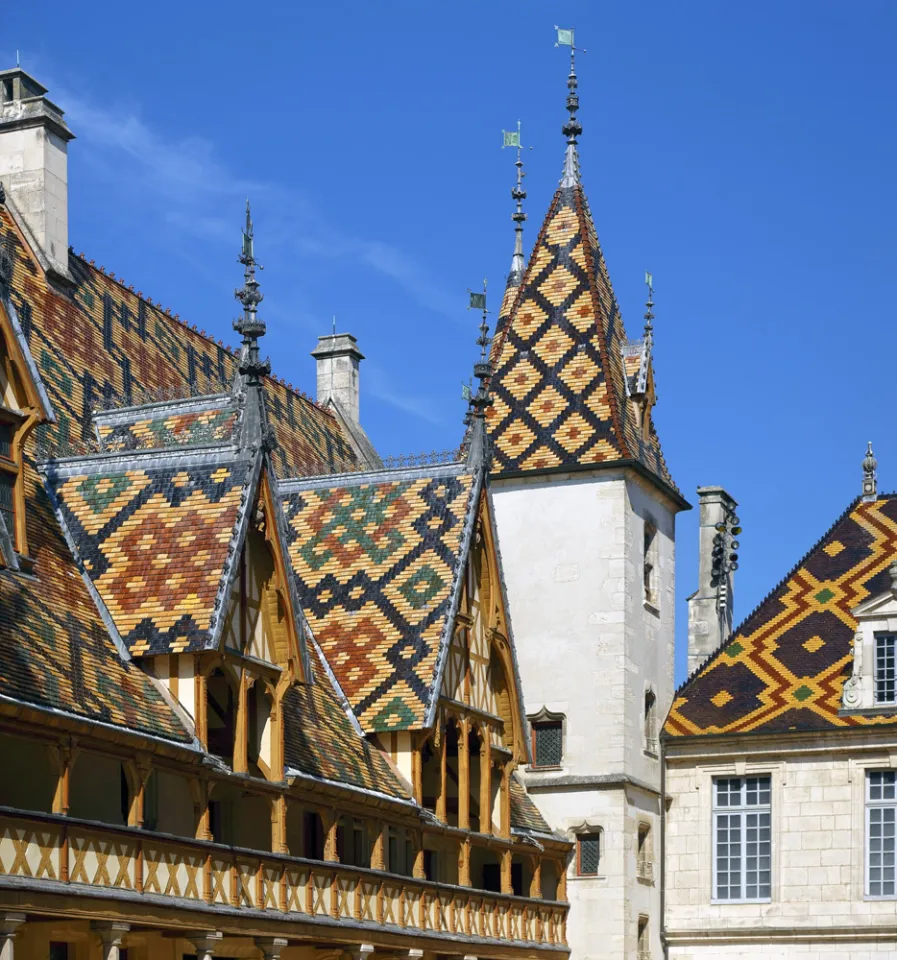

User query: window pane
[533,721,563,767]
[715,812,742,899]
[578,834,600,875]
[0,472,14,537]
[875,635,897,704]
[0,424,12,459]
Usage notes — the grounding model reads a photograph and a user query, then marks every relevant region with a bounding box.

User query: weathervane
[555,26,585,187]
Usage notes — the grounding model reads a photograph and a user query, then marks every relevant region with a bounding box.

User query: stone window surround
[842,584,897,715]
[850,755,897,902]
[711,773,772,903]
[864,769,897,899]
[565,819,605,882]
[693,759,785,906]
[642,515,660,616]
[526,706,566,772]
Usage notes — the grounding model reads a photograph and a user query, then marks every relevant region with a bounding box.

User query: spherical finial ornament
[863,441,877,476]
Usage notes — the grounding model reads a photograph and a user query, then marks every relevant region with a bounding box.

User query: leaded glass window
[867,770,897,897]
[875,635,897,705]
[0,471,14,537]
[713,775,771,901]
[577,833,600,876]
[532,720,563,767]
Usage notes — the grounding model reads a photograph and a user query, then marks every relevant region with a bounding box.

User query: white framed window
[875,635,897,705]
[712,775,771,902]
[866,770,896,898]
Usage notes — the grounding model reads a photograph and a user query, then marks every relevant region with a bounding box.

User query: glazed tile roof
[282,464,478,732]
[95,397,238,452]
[666,494,897,737]
[0,207,357,476]
[283,646,410,799]
[509,775,553,835]
[0,456,192,741]
[488,184,675,491]
[45,448,254,657]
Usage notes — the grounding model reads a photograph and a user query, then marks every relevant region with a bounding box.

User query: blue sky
[6,2,897,683]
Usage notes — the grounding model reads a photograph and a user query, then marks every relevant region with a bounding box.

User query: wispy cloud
[365,362,447,425]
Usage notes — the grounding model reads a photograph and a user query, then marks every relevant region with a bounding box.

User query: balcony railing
[0,808,567,948]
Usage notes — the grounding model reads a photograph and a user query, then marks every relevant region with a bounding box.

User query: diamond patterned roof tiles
[666,494,897,737]
[488,184,676,492]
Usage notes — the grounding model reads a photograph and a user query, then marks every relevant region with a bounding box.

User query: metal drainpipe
[660,734,668,960]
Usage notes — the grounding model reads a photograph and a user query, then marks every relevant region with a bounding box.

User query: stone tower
[486,44,689,960]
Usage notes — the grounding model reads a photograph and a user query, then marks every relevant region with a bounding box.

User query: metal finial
[643,270,655,339]
[502,121,530,287]
[467,280,493,418]
[233,199,270,386]
[862,441,878,501]
[555,26,585,188]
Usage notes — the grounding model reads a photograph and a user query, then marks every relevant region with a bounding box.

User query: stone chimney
[0,68,74,285]
[311,333,364,423]
[687,486,739,677]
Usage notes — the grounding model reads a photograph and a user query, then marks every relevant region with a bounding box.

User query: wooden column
[192,777,212,841]
[500,849,513,895]
[500,762,511,839]
[273,795,288,853]
[49,740,77,816]
[194,659,208,749]
[412,829,426,879]
[530,857,543,898]
[370,821,386,871]
[480,734,492,834]
[412,733,423,805]
[459,715,471,830]
[234,671,249,773]
[323,809,339,862]
[271,687,285,781]
[436,716,448,823]
[557,858,568,901]
[458,839,471,887]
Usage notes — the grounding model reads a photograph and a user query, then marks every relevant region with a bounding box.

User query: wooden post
[411,733,423,804]
[459,715,470,830]
[412,829,426,879]
[500,848,513,895]
[458,839,471,887]
[500,761,511,839]
[193,778,212,841]
[436,715,448,823]
[530,857,542,898]
[49,739,77,816]
[323,809,339,862]
[234,670,249,773]
[273,795,288,853]
[557,858,568,901]
[370,821,386,871]
[480,734,492,834]
[194,659,208,749]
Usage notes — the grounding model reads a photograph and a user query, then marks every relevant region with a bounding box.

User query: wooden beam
[458,715,470,831]
[500,849,512,895]
[436,717,448,823]
[233,670,249,774]
[480,734,492,835]
[459,838,471,887]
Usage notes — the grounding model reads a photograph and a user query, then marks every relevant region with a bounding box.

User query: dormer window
[876,634,897,705]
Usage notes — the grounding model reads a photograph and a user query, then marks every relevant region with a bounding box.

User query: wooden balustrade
[0,808,566,947]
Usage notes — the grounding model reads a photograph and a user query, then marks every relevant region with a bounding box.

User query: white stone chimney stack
[687,486,739,677]
[0,68,74,285]
[311,333,364,423]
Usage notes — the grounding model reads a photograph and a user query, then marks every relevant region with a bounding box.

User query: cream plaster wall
[665,734,897,958]
[491,467,678,960]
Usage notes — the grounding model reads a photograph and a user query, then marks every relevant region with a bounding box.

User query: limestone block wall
[665,734,897,958]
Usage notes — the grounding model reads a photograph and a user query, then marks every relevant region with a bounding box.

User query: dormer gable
[842,570,897,714]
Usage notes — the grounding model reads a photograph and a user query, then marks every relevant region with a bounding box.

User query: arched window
[643,520,658,608]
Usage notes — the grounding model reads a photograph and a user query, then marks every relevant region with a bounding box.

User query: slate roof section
[283,647,411,799]
[487,183,675,491]
[509,775,553,835]
[282,463,476,732]
[95,396,238,452]
[666,494,897,737]
[0,457,192,741]
[0,207,358,476]
[45,447,254,657]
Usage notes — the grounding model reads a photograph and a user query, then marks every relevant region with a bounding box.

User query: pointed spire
[465,281,493,467]
[636,271,655,395]
[502,122,528,289]
[234,199,270,386]
[555,26,584,188]
[233,201,276,453]
[862,441,878,501]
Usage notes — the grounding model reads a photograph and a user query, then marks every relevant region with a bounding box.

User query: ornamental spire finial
[234,199,270,387]
[464,281,493,467]
[501,121,529,288]
[862,441,878,501]
[555,26,585,188]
